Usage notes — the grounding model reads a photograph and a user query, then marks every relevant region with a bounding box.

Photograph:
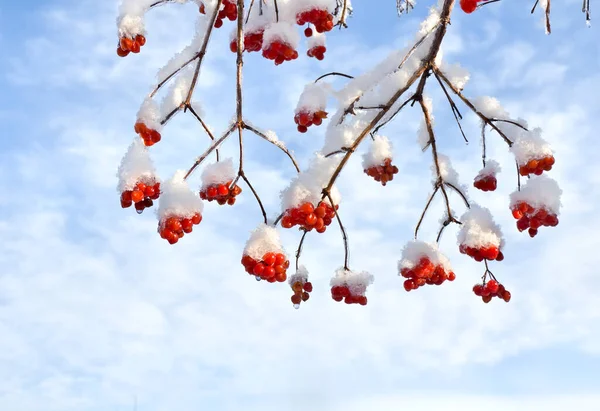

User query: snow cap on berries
[200,158,236,187]
[137,97,162,132]
[397,240,453,273]
[243,224,285,261]
[296,82,329,115]
[510,127,553,166]
[330,268,374,296]
[289,265,309,285]
[510,175,562,215]
[477,159,501,177]
[157,169,203,220]
[280,153,341,210]
[288,0,336,14]
[457,204,505,249]
[117,138,158,192]
[362,135,393,169]
[263,20,301,49]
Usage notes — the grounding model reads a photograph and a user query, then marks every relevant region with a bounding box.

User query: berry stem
[240,171,268,224]
[415,184,440,240]
[433,66,513,147]
[243,124,300,172]
[324,190,350,270]
[187,104,220,162]
[295,229,308,271]
[313,72,354,83]
[184,123,236,180]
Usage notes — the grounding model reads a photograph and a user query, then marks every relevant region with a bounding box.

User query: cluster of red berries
[364,158,399,186]
[518,156,555,177]
[199,0,237,28]
[241,252,290,283]
[307,45,327,60]
[511,202,559,237]
[262,41,299,65]
[134,122,162,147]
[473,174,497,192]
[460,0,484,13]
[291,280,313,307]
[330,285,368,305]
[116,35,146,57]
[199,181,242,206]
[158,213,202,244]
[293,110,328,133]
[400,257,456,292]
[120,180,161,213]
[473,280,511,303]
[297,9,334,34]
[459,244,504,262]
[281,201,338,233]
[230,30,264,53]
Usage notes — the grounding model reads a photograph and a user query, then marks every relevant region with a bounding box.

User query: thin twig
[240,172,268,224]
[295,230,308,271]
[444,182,470,208]
[314,72,354,83]
[414,184,440,239]
[324,191,350,270]
[184,124,236,180]
[243,124,301,172]
[184,0,223,107]
[187,104,220,161]
[433,70,469,144]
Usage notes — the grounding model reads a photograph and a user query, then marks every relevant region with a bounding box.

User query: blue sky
[1,0,599,410]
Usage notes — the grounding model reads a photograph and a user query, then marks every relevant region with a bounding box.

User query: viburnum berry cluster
[289,266,313,308]
[473,160,499,192]
[473,279,511,303]
[113,0,587,311]
[117,34,146,57]
[330,269,374,305]
[199,159,242,205]
[241,225,290,283]
[398,241,456,292]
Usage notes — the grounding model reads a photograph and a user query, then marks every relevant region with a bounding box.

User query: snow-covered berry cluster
[306,30,327,60]
[241,224,290,283]
[289,266,313,308]
[199,159,242,206]
[230,29,264,53]
[473,280,511,303]
[398,241,456,291]
[296,8,334,34]
[134,122,162,146]
[510,175,562,238]
[117,139,161,213]
[330,268,374,306]
[473,160,500,192]
[457,204,505,262]
[156,170,204,244]
[362,135,398,186]
[293,82,329,133]
[117,34,146,57]
[511,128,555,177]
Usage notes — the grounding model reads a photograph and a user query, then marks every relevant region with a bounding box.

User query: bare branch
[433,70,469,144]
[240,171,268,224]
[414,184,440,239]
[187,104,220,161]
[184,123,236,180]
